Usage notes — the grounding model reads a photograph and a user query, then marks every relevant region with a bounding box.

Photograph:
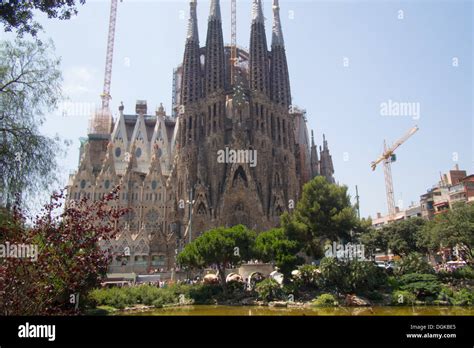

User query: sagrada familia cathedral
[67,0,335,273]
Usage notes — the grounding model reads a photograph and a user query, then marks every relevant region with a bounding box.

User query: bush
[391,290,416,305]
[437,286,454,303]
[395,252,433,275]
[255,279,283,302]
[399,273,441,299]
[89,287,134,310]
[452,266,474,280]
[452,289,473,306]
[387,276,400,289]
[188,284,223,304]
[312,293,338,307]
[89,285,186,309]
[318,258,386,294]
[319,257,345,291]
[345,260,387,293]
[296,265,320,288]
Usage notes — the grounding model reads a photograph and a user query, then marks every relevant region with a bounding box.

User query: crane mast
[383,141,396,219]
[371,126,419,221]
[101,0,119,110]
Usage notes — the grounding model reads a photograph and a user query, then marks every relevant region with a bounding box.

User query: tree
[282,176,359,258]
[384,217,426,256]
[0,187,128,315]
[420,202,474,259]
[395,252,433,275]
[0,39,67,209]
[177,225,256,289]
[254,228,304,281]
[359,217,427,258]
[358,226,387,258]
[0,0,86,37]
[318,257,386,294]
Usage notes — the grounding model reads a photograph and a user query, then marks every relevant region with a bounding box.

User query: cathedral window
[152,180,158,190]
[115,147,121,158]
[105,180,110,190]
[135,147,142,158]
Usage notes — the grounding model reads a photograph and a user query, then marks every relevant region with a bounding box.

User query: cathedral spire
[270,0,291,106]
[186,0,199,43]
[181,0,202,105]
[319,134,335,184]
[310,130,319,178]
[271,0,284,47]
[250,0,270,95]
[204,0,226,95]
[209,0,221,21]
[252,0,264,24]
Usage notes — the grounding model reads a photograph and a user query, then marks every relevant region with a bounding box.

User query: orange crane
[371,125,419,220]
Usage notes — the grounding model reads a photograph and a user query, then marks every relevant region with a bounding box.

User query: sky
[2,0,472,219]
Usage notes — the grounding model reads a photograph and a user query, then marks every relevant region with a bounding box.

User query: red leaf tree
[0,187,128,315]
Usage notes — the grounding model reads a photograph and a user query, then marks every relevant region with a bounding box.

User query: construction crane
[371,125,419,220]
[89,0,120,135]
[101,0,120,110]
[230,0,237,84]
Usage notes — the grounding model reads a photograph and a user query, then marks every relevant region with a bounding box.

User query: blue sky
[2,0,472,218]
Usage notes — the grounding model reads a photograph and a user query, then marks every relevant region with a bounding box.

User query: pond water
[122,305,474,316]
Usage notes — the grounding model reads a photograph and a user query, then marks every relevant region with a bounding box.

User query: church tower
[249,0,270,96]
[270,0,291,107]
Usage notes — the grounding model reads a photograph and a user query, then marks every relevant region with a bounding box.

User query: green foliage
[312,293,338,307]
[0,39,68,209]
[89,287,134,310]
[391,290,416,305]
[387,276,400,289]
[358,227,387,257]
[318,257,346,292]
[437,286,454,303]
[255,228,303,280]
[359,218,426,258]
[398,273,442,299]
[395,252,433,275]
[452,288,473,306]
[345,260,387,293]
[318,257,386,294]
[0,0,86,37]
[281,176,359,258]
[452,266,474,279]
[255,278,283,302]
[177,225,256,286]
[295,264,320,288]
[420,202,474,257]
[89,284,196,310]
[385,218,427,256]
[187,284,223,304]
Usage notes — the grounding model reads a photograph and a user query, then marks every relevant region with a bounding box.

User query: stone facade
[67,0,335,274]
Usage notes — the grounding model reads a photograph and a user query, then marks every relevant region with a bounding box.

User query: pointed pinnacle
[186,0,199,42]
[252,0,264,24]
[272,0,284,47]
[209,0,222,21]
